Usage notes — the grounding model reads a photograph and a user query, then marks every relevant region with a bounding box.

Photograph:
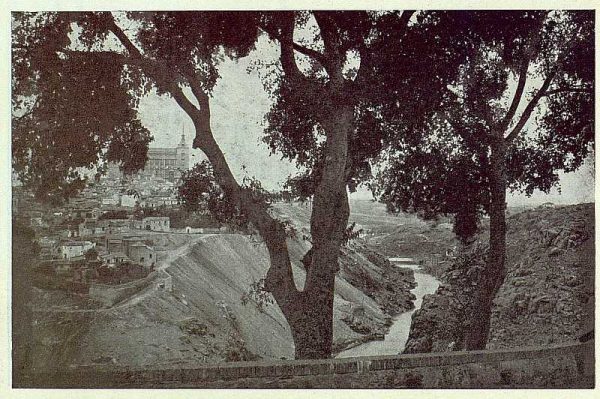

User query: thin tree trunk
[465,139,507,350]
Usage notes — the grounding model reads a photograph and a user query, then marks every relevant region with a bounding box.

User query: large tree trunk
[465,139,508,350]
[292,190,349,359]
[285,260,337,359]
[189,93,352,359]
[180,12,353,357]
[286,100,352,359]
[113,11,354,360]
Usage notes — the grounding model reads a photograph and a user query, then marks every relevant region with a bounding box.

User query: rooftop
[100,252,129,260]
[62,241,93,247]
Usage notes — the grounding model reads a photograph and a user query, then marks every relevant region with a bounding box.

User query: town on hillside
[12,137,228,302]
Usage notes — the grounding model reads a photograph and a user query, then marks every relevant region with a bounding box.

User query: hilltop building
[103,133,190,183]
[132,216,171,232]
[59,241,96,260]
[142,133,190,181]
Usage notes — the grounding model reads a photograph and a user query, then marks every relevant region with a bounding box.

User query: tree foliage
[263,11,483,198]
[11,11,262,203]
[374,10,594,236]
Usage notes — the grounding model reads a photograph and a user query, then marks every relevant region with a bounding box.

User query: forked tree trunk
[289,190,349,358]
[113,10,354,360]
[285,271,337,359]
[190,94,352,359]
[465,139,508,350]
[286,102,352,359]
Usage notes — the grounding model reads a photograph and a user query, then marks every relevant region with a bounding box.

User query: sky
[138,35,299,192]
[136,22,594,206]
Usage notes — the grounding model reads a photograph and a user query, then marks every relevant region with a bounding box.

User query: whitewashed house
[59,241,96,260]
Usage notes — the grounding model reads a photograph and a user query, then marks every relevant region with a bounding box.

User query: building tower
[176,127,190,173]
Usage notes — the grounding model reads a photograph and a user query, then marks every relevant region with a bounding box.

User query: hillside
[404,203,594,353]
[27,203,415,371]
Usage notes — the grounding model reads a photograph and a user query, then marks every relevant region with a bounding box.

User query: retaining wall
[89,271,158,307]
[27,340,594,388]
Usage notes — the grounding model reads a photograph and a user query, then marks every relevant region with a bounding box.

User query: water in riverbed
[336,260,440,358]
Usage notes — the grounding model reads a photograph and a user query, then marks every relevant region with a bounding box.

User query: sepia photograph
[7,3,596,392]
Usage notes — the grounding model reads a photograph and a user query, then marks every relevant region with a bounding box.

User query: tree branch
[63,48,201,118]
[292,43,326,65]
[176,65,212,130]
[499,55,530,131]
[104,13,204,120]
[104,13,143,58]
[398,9,416,28]
[169,83,206,123]
[543,87,594,96]
[313,12,343,81]
[259,24,327,68]
[505,70,556,143]
[273,13,314,86]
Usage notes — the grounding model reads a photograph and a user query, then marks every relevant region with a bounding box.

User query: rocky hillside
[273,202,417,318]
[404,203,594,353]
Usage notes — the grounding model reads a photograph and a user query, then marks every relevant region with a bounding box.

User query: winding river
[336,258,441,358]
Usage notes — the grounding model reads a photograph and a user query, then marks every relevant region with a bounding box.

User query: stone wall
[27,340,593,388]
[89,272,158,307]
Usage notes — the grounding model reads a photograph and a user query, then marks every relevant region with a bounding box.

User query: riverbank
[336,261,440,358]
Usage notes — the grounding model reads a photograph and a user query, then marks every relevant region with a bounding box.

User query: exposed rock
[404,203,594,353]
[548,247,564,257]
[179,318,209,336]
[513,263,533,277]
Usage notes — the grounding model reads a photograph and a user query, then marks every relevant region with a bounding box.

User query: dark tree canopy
[373,10,594,235]
[12,10,482,207]
[11,11,262,203]
[12,10,491,205]
[263,11,485,199]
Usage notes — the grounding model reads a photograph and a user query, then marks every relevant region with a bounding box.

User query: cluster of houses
[13,156,193,291]
[37,232,159,287]
[16,185,172,288]
[74,215,171,238]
